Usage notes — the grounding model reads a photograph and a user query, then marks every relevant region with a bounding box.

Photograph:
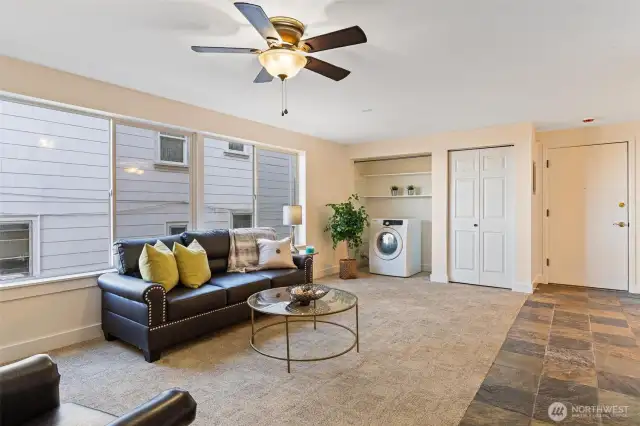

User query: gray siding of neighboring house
[0,100,111,278]
[203,137,254,229]
[115,124,191,240]
[257,148,297,239]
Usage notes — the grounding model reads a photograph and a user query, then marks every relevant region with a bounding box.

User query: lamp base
[290,226,297,253]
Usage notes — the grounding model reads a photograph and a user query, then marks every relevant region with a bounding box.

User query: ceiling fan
[191,2,367,114]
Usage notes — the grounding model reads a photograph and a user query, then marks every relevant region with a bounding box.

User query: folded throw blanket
[227,227,276,273]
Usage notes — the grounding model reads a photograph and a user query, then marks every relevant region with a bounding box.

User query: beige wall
[0,56,354,362]
[348,123,535,292]
[537,122,640,293]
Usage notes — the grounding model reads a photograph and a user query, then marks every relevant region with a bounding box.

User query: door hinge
[546,160,549,168]
[546,258,550,267]
[546,209,550,217]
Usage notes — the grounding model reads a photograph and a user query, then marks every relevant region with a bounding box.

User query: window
[116,125,191,241]
[256,148,297,239]
[224,141,250,159]
[0,219,38,281]
[0,99,111,283]
[167,222,188,235]
[203,137,254,229]
[157,133,188,166]
[232,213,253,229]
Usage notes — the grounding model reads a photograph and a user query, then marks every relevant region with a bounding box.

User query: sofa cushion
[166,285,227,321]
[209,272,270,304]
[182,230,230,273]
[114,235,184,277]
[24,403,116,426]
[255,269,306,288]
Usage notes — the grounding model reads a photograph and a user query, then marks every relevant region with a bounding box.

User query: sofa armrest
[292,254,313,284]
[108,388,196,426]
[0,354,61,426]
[98,273,165,304]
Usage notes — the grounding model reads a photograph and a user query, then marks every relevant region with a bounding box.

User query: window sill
[0,269,115,302]
[154,162,189,172]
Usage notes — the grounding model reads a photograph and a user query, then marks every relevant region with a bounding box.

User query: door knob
[614,222,627,227]
[473,224,478,227]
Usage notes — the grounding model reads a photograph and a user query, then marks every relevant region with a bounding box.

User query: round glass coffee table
[247,287,359,373]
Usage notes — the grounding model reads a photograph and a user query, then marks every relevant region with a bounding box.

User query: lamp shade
[283,205,302,226]
[258,49,307,79]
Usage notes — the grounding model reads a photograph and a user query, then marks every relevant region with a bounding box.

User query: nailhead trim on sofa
[149,301,247,331]
[304,257,313,284]
[143,286,167,324]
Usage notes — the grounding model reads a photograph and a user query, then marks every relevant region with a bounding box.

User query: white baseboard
[430,274,449,284]
[533,273,546,286]
[0,323,102,364]
[512,281,534,294]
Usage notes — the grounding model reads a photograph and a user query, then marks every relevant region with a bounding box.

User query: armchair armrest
[0,354,60,426]
[108,388,196,426]
[292,254,313,284]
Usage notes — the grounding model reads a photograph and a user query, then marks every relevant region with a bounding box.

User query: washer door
[373,228,403,260]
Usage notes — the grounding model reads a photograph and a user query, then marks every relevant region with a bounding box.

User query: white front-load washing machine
[369,218,421,277]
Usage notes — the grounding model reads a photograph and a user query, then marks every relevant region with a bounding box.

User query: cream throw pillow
[139,240,179,292]
[257,238,296,270]
[173,239,211,288]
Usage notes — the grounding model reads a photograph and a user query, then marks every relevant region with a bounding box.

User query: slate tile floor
[460,284,640,425]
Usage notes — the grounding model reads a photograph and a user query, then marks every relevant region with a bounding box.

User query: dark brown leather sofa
[0,354,196,426]
[97,230,313,362]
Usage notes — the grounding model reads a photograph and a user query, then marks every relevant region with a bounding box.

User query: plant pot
[407,189,415,195]
[339,258,358,280]
[390,189,398,196]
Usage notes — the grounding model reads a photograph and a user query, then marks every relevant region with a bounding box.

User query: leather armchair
[0,354,197,426]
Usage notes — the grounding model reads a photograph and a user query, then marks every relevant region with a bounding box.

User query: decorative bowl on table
[287,284,330,306]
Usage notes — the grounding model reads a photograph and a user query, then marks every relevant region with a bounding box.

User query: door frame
[542,140,637,292]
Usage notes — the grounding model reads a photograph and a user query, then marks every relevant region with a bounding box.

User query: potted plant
[407,184,415,195]
[390,185,399,196]
[325,194,370,279]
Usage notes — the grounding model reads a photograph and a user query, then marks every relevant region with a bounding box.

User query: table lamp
[283,205,302,253]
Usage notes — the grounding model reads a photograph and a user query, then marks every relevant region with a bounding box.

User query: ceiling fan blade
[253,67,274,83]
[234,2,282,45]
[304,57,350,81]
[302,26,367,53]
[191,46,260,54]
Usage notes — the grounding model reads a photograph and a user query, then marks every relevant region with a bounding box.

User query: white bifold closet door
[448,147,515,288]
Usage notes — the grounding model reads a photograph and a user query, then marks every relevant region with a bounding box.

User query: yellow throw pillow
[139,240,179,292]
[173,239,211,288]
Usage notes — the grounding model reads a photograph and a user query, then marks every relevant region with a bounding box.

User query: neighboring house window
[224,141,250,159]
[232,213,253,229]
[157,133,188,166]
[0,218,39,282]
[167,222,188,235]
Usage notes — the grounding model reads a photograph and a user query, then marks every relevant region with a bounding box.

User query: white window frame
[231,212,253,229]
[224,141,251,159]
[0,216,40,281]
[166,221,189,236]
[156,132,189,167]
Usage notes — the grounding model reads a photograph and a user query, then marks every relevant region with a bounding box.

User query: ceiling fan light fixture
[258,49,307,79]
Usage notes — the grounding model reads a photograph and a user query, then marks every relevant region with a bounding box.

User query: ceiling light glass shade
[258,49,307,79]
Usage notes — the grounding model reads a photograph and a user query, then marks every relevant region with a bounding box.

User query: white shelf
[361,172,432,177]
[362,195,432,198]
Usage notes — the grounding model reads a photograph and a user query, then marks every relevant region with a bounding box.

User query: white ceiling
[2,0,640,144]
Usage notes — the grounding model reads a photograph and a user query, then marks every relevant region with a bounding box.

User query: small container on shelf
[407,185,416,195]
[390,185,399,196]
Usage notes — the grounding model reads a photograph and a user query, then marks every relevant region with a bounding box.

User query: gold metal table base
[250,306,359,373]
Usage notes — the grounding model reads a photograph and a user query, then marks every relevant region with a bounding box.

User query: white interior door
[547,143,628,290]
[449,150,480,284]
[479,147,515,288]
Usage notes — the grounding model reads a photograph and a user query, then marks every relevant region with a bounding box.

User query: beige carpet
[50,273,526,426]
